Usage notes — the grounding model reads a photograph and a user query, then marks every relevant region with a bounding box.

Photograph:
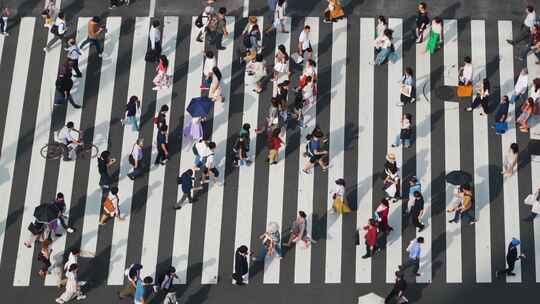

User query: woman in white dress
[375,16,388,46]
[246,53,267,93]
[208,66,224,102]
[502,143,519,177]
[266,0,288,34]
[55,263,86,303]
[273,44,290,80]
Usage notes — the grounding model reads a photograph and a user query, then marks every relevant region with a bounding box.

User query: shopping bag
[457,84,473,97]
[291,52,304,64]
[384,183,397,198]
[495,122,508,134]
[400,84,412,97]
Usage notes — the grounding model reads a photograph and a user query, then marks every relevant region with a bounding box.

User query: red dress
[364,225,377,247]
[377,205,391,232]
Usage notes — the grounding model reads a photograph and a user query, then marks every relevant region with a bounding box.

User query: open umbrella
[187,97,213,118]
[445,170,473,186]
[33,203,60,224]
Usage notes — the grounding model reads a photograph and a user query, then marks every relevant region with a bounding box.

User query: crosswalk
[0,15,539,288]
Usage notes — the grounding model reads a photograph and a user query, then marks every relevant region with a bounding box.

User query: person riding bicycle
[57,121,81,161]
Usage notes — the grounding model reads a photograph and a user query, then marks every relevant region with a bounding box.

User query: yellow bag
[333,196,352,214]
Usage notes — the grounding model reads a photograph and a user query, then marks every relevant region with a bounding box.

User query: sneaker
[508,272,516,276]
[196,38,203,43]
[76,295,87,300]
[506,39,514,45]
[361,254,371,259]
[67,228,75,233]
[396,102,404,106]
[411,98,416,103]
[217,46,226,50]
[415,272,421,276]
[98,53,103,58]
[55,299,64,304]
[43,47,48,52]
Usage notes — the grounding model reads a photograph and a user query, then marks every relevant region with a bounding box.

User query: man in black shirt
[385,271,407,304]
[155,125,168,165]
[496,238,526,277]
[410,191,425,232]
[55,72,81,108]
[98,150,115,191]
[415,2,429,43]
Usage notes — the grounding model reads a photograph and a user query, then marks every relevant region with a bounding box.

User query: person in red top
[267,128,283,164]
[362,218,378,259]
[376,198,393,233]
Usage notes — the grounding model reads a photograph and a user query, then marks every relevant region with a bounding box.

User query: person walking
[155,125,169,165]
[232,245,250,285]
[99,186,122,225]
[153,55,170,91]
[302,129,328,174]
[376,198,393,233]
[267,128,284,165]
[374,29,397,65]
[383,153,401,201]
[206,7,228,50]
[331,178,351,214]
[385,271,408,304]
[154,104,169,130]
[123,96,141,132]
[64,38,82,78]
[44,11,67,51]
[57,249,82,288]
[232,134,249,167]
[466,78,490,115]
[518,24,540,64]
[517,97,535,132]
[414,2,429,43]
[79,16,104,58]
[201,142,219,184]
[98,150,115,191]
[511,68,529,104]
[0,6,11,36]
[209,66,224,102]
[146,19,161,63]
[256,223,283,260]
[55,70,81,108]
[361,218,378,259]
[323,0,345,23]
[376,16,388,42]
[174,169,202,210]
[523,186,540,221]
[38,240,53,278]
[134,276,155,304]
[496,238,526,278]
[283,211,310,248]
[158,267,178,304]
[298,25,313,62]
[425,17,443,54]
[273,44,290,80]
[507,5,538,46]
[127,139,144,180]
[447,184,476,224]
[118,263,142,300]
[458,56,473,85]
[392,113,413,148]
[241,17,262,60]
[55,263,86,303]
[51,192,75,236]
[246,53,267,93]
[501,143,519,177]
[195,4,214,43]
[399,236,424,276]
[201,51,216,89]
[397,68,415,106]
[493,95,509,134]
[410,191,425,232]
[266,0,288,34]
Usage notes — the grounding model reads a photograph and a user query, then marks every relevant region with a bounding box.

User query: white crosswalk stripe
[1,16,540,288]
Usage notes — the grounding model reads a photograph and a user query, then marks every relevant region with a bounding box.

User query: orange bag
[103,197,115,214]
[457,84,473,97]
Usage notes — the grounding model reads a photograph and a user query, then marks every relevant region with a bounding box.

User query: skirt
[333,196,352,214]
[426,31,440,54]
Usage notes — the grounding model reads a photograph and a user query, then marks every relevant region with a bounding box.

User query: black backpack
[195,14,204,28]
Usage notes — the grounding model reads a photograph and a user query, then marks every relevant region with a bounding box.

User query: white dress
[274,50,289,74]
[58,271,80,302]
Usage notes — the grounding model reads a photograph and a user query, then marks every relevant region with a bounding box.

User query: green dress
[426,31,440,54]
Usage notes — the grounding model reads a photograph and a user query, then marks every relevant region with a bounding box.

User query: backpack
[50,24,59,35]
[195,14,204,28]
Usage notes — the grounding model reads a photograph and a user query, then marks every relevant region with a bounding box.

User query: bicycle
[40,131,99,160]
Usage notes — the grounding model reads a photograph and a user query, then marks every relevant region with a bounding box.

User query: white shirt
[514,73,528,95]
[274,2,286,20]
[524,11,537,28]
[299,30,311,51]
[132,144,143,161]
[461,63,473,83]
[64,252,78,272]
[55,17,66,35]
[205,152,215,168]
[376,21,387,38]
[203,57,216,78]
[532,88,540,102]
[57,127,77,145]
[333,184,345,198]
[65,45,81,60]
[195,140,208,156]
[149,26,161,50]
[65,271,78,293]
[380,35,392,49]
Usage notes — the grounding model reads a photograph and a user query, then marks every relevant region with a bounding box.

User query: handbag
[400,128,411,139]
[457,84,473,97]
[400,84,412,97]
[28,222,44,235]
[103,196,116,214]
[384,182,397,197]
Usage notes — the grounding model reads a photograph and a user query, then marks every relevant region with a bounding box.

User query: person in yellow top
[447,185,476,224]
[79,16,104,57]
[323,0,345,23]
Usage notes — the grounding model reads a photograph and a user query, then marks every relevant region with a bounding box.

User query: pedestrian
[155,125,169,165]
[518,24,540,63]
[134,276,155,304]
[283,211,310,248]
[57,249,82,288]
[256,222,283,260]
[331,178,351,214]
[374,29,397,65]
[195,3,214,43]
[206,7,228,50]
[323,0,345,23]
[64,38,83,78]
[414,2,429,43]
[44,11,67,51]
[406,176,421,213]
[496,238,526,278]
[154,104,169,130]
[266,0,288,34]
[201,142,219,184]
[523,186,540,221]
[242,17,262,55]
[157,266,178,303]
[57,122,82,161]
[458,56,473,85]
[55,263,86,303]
[517,97,535,132]
[466,78,490,115]
[507,5,537,46]
[447,184,476,224]
[123,96,141,132]
[297,25,313,62]
[118,263,142,299]
[409,191,425,232]
[511,68,528,104]
[51,192,75,236]
[501,143,519,177]
[493,95,509,134]
[24,221,48,248]
[397,68,415,106]
[376,16,388,42]
[246,53,267,93]
[392,113,413,148]
[399,236,424,277]
[0,6,11,36]
[98,150,115,191]
[209,66,224,102]
[376,198,393,233]
[292,90,305,128]
[267,128,284,165]
[38,240,53,277]
[201,51,216,89]
[79,16,104,58]
[385,271,408,304]
[41,8,55,29]
[128,139,144,180]
[302,128,328,173]
[99,186,122,225]
[146,19,162,63]
[192,139,209,170]
[273,44,290,80]
[152,55,170,91]
[232,135,249,167]
[383,153,401,201]
[361,218,378,259]
[426,16,443,54]
[55,71,81,108]
[232,245,250,285]
[174,169,202,209]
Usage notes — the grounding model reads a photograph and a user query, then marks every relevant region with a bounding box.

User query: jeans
[126,115,139,131]
[68,58,82,77]
[520,44,540,63]
[394,134,410,147]
[452,209,475,223]
[80,37,103,54]
[45,33,66,49]
[0,16,7,33]
[258,243,282,260]
[401,257,420,274]
[375,47,391,65]
[511,92,527,104]
[128,166,142,179]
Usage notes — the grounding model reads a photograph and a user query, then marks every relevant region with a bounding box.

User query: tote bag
[457,84,473,97]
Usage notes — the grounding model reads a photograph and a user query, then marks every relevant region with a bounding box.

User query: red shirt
[364,225,377,246]
[270,137,283,150]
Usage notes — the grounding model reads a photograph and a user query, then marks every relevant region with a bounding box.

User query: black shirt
[416,12,429,29]
[98,157,108,176]
[507,245,518,264]
[394,277,407,291]
[411,196,424,216]
[56,76,73,93]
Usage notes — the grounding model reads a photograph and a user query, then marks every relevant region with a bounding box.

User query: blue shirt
[401,74,415,87]
[179,171,193,194]
[134,279,144,302]
[309,139,321,152]
[409,183,421,196]
[408,241,421,260]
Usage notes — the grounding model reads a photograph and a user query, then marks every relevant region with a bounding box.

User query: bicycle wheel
[77,143,99,159]
[40,143,64,160]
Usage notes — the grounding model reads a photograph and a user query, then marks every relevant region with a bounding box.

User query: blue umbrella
[187,97,213,118]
